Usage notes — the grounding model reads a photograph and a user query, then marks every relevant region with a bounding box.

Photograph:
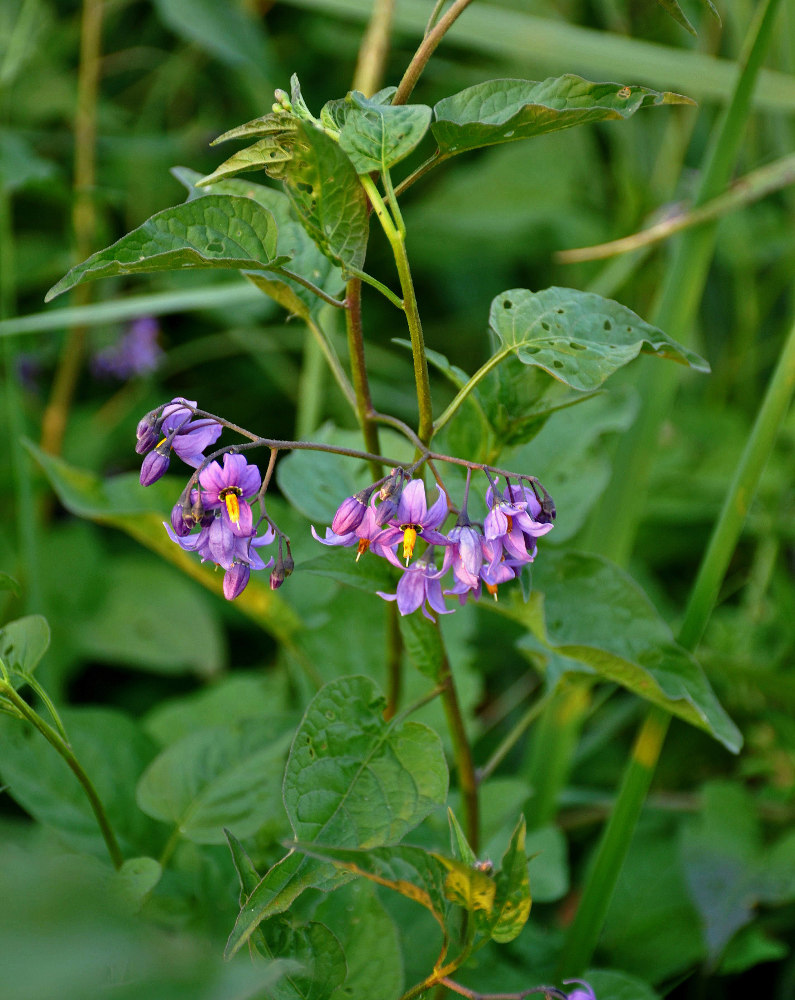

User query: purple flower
[331,487,375,535]
[440,521,483,591]
[136,398,222,484]
[484,481,554,563]
[377,553,453,622]
[198,453,261,537]
[388,479,449,565]
[165,517,275,599]
[564,980,597,1000]
[92,316,163,380]
[312,500,403,565]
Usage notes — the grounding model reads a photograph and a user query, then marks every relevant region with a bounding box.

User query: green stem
[352,0,395,96]
[434,346,513,435]
[345,265,405,309]
[344,276,383,477]
[0,681,124,870]
[360,174,434,444]
[271,266,348,308]
[476,688,552,787]
[295,328,325,439]
[585,0,785,566]
[558,310,795,978]
[393,0,476,106]
[557,706,670,977]
[438,641,479,853]
[305,312,358,411]
[384,602,403,720]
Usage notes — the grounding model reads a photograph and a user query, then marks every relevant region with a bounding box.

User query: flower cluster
[314,469,554,621]
[136,400,287,600]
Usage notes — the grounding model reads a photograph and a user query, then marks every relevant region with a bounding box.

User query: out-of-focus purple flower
[377,552,453,622]
[198,452,261,537]
[563,979,597,1000]
[312,500,403,565]
[92,316,163,380]
[388,479,449,565]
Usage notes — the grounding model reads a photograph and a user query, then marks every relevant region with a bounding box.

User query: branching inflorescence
[135,397,556,615]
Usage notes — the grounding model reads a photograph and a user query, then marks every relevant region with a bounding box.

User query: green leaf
[447,808,477,866]
[490,816,532,943]
[225,676,448,956]
[226,829,263,899]
[136,721,293,844]
[292,842,452,933]
[262,921,347,1000]
[45,195,290,301]
[432,75,694,156]
[26,442,302,643]
[0,707,163,858]
[173,166,344,318]
[398,612,446,682]
[211,112,299,145]
[113,857,163,913]
[76,556,225,677]
[152,0,274,75]
[512,550,742,752]
[584,968,662,1000]
[338,92,432,174]
[0,571,20,594]
[281,121,369,272]
[197,138,295,186]
[313,880,404,1000]
[655,0,720,36]
[0,614,50,685]
[489,287,709,392]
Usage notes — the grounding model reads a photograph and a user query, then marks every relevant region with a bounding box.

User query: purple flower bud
[135,414,160,455]
[564,980,597,1000]
[223,563,250,600]
[170,502,193,536]
[140,447,170,486]
[331,493,369,535]
[269,565,286,590]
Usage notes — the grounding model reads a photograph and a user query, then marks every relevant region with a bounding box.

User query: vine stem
[0,681,124,870]
[360,174,434,444]
[558,311,795,977]
[438,637,479,854]
[393,0,476,106]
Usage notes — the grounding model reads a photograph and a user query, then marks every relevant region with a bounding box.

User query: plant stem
[476,689,552,786]
[272,266,348,308]
[344,276,383,477]
[384,602,403,720]
[0,682,124,870]
[360,174,434,444]
[393,0,476,106]
[558,311,795,977]
[438,640,479,853]
[585,0,785,566]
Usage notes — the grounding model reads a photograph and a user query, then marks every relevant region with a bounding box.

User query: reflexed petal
[395,568,425,616]
[207,517,235,569]
[311,525,356,547]
[223,563,250,600]
[424,486,448,529]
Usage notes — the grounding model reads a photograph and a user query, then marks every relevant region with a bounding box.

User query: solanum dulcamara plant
[4,3,748,999]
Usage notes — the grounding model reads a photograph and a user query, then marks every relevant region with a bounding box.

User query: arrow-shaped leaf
[46,195,290,301]
[432,75,695,156]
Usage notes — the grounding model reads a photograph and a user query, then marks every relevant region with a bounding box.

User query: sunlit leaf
[489,287,709,392]
[511,550,742,752]
[491,816,532,943]
[655,0,720,36]
[338,92,432,174]
[399,612,445,682]
[197,139,295,186]
[432,76,694,156]
[45,195,290,301]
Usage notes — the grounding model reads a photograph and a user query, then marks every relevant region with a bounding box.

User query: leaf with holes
[511,550,742,752]
[432,76,694,156]
[489,287,709,392]
[225,675,448,957]
[45,196,290,301]
[173,167,343,317]
[338,92,432,174]
[281,121,369,272]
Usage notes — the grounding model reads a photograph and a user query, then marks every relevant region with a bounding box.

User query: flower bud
[135,414,160,455]
[170,502,193,536]
[223,562,250,600]
[140,446,170,486]
[331,492,370,535]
